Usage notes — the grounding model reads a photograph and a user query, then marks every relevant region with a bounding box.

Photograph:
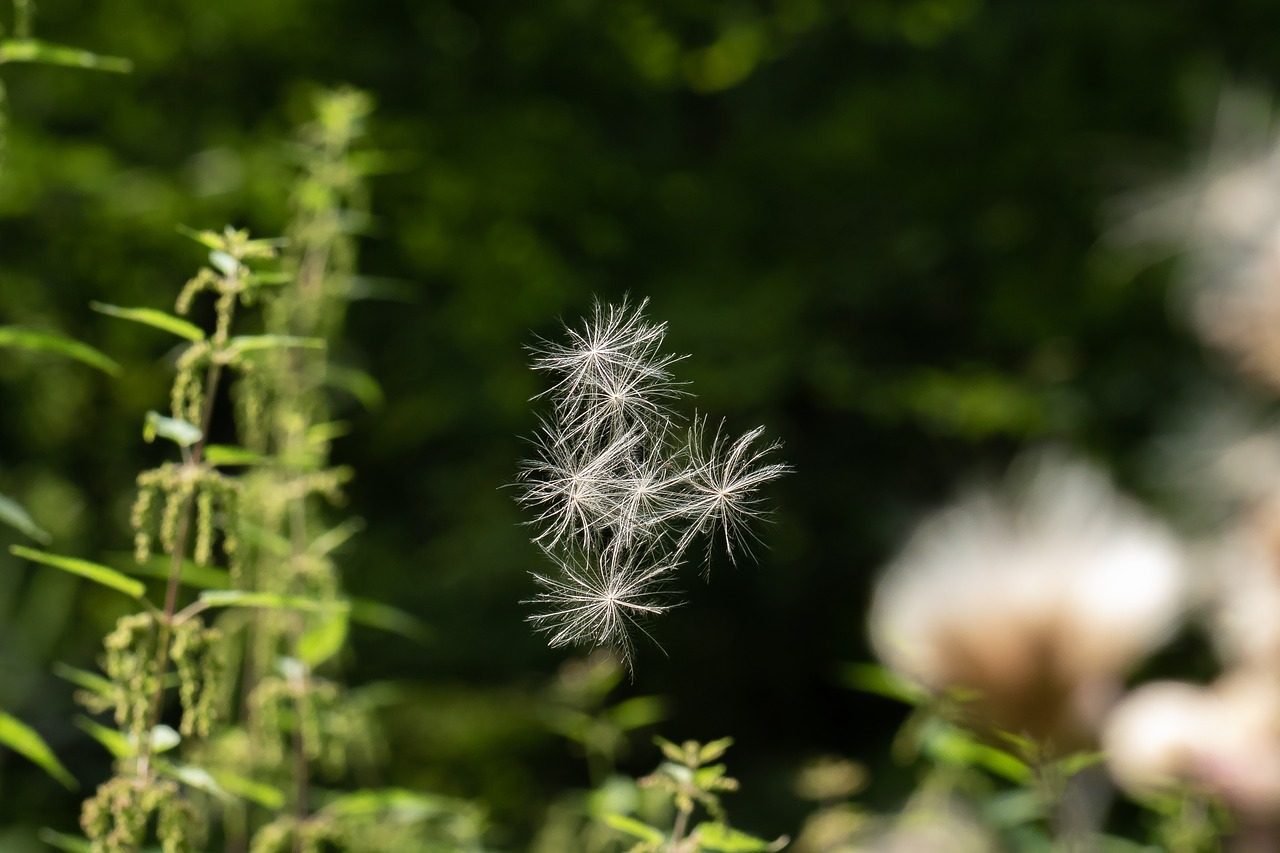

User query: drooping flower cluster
[516,298,789,668]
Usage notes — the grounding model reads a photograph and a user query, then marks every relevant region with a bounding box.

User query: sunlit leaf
[0,39,131,72]
[839,662,925,705]
[224,335,324,357]
[699,737,734,764]
[198,589,350,613]
[607,695,666,732]
[209,250,239,276]
[90,302,205,341]
[298,609,349,666]
[212,769,285,809]
[9,545,147,599]
[202,444,265,467]
[0,492,50,543]
[603,813,664,845]
[0,326,120,376]
[143,411,202,447]
[0,710,76,789]
[158,760,230,801]
[696,822,788,852]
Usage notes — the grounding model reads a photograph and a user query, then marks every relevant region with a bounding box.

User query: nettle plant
[6,90,473,853]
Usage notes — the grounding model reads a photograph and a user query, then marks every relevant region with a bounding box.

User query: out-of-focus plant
[10,88,474,853]
[602,737,787,853]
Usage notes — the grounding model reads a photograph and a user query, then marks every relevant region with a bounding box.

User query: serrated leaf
[90,302,205,341]
[0,492,50,543]
[0,710,76,789]
[143,411,202,447]
[52,663,115,699]
[37,829,92,853]
[202,444,265,466]
[198,589,350,614]
[603,814,665,845]
[696,822,788,852]
[699,737,734,764]
[0,39,132,72]
[10,545,147,599]
[0,326,120,376]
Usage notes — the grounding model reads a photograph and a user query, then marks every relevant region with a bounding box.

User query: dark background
[0,0,1270,846]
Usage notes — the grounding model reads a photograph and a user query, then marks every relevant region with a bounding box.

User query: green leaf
[0,492,51,543]
[223,334,325,357]
[0,326,120,376]
[115,553,231,590]
[322,788,473,820]
[349,598,431,644]
[209,250,239,276]
[176,225,224,250]
[0,710,76,789]
[202,444,265,467]
[603,814,665,845]
[143,411,203,447]
[1055,750,1107,778]
[607,695,667,733]
[839,662,925,705]
[327,364,385,410]
[75,718,178,758]
[158,760,230,801]
[655,736,686,764]
[696,822,788,852]
[52,663,115,700]
[37,829,92,853]
[699,737,734,764]
[9,545,147,599]
[0,38,132,72]
[198,589,350,614]
[923,722,1033,785]
[90,302,205,341]
[298,610,350,666]
[75,717,131,758]
[211,769,285,809]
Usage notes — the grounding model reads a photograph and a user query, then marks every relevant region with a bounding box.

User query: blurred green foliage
[1,0,1276,847]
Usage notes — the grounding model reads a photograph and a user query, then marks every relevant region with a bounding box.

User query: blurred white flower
[869,453,1186,751]
[1104,673,1280,818]
[1112,89,1280,388]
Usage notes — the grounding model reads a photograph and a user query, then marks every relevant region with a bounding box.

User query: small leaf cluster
[605,737,787,853]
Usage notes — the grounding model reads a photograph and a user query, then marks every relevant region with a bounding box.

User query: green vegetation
[4,0,1280,849]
